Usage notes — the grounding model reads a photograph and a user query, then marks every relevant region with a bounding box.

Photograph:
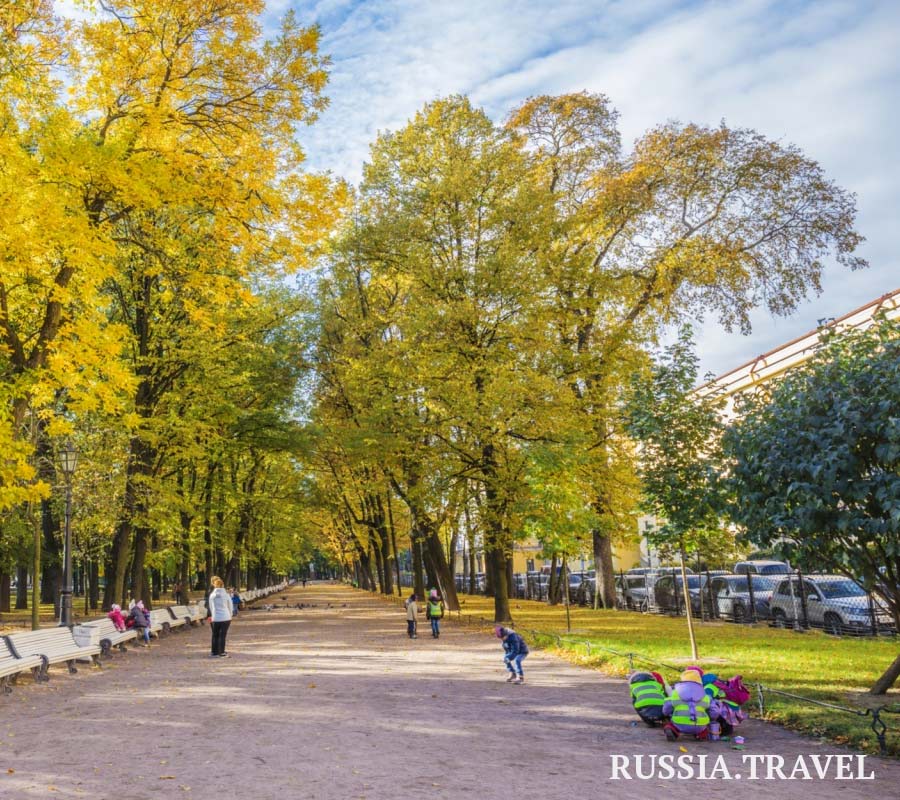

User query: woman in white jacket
[208,576,233,657]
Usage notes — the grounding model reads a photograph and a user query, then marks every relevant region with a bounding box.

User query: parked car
[630,566,693,576]
[567,572,586,597]
[768,574,895,635]
[709,574,780,622]
[616,573,649,612]
[649,573,708,615]
[733,560,790,576]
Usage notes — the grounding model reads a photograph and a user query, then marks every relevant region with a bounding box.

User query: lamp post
[58,441,78,628]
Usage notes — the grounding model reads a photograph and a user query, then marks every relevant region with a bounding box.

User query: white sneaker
[506,674,516,682]
[513,676,524,684]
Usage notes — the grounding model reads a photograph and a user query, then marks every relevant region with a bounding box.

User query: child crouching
[662,667,719,741]
[628,671,668,726]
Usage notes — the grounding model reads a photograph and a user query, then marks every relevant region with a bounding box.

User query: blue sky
[56,0,899,376]
[273,0,899,376]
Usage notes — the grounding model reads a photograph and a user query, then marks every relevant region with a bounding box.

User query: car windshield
[759,564,790,574]
[750,576,780,590]
[675,576,703,589]
[815,580,866,598]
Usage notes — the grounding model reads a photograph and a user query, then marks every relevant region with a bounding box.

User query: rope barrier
[755,684,897,755]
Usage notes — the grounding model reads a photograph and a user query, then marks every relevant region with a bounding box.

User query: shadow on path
[1,583,897,799]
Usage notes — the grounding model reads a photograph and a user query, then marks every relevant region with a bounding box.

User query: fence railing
[641,569,896,637]
[438,569,896,638]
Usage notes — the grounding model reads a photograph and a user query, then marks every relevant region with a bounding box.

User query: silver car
[768,574,894,635]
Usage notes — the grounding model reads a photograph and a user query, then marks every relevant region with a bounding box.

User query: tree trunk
[871,609,900,693]
[16,564,28,609]
[0,573,10,613]
[871,653,900,694]
[130,525,150,603]
[371,538,385,594]
[88,559,100,610]
[105,435,155,608]
[387,498,402,597]
[548,552,559,605]
[422,527,459,611]
[39,498,61,611]
[593,528,617,608]
[412,534,426,600]
[488,544,511,622]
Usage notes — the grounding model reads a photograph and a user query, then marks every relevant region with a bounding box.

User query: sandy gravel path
[1,583,897,800]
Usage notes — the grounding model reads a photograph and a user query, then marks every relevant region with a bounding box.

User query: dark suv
[650,573,708,615]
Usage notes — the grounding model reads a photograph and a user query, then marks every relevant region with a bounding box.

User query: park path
[1,583,898,800]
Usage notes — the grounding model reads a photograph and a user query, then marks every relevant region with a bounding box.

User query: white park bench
[167,605,197,627]
[148,608,175,637]
[75,618,137,657]
[158,606,187,631]
[0,636,45,692]
[7,627,102,680]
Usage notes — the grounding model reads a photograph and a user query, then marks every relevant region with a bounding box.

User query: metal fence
[446,568,896,638]
[640,569,896,636]
[452,572,592,603]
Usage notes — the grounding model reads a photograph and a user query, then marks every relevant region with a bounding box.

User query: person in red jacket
[107,604,126,632]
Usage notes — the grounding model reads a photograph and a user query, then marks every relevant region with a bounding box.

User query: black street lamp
[59,441,78,628]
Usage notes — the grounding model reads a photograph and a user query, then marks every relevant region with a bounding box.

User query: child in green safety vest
[662,667,719,741]
[426,589,444,638]
[628,671,668,726]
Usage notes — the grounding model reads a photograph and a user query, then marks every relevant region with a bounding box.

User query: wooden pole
[680,545,698,661]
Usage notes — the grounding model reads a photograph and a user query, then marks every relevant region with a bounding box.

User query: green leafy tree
[722,314,900,693]
[627,327,725,659]
[508,93,866,607]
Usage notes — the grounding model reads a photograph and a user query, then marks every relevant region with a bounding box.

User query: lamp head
[59,441,78,476]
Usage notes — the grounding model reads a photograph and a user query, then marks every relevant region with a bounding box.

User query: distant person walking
[208,576,233,657]
[426,589,444,638]
[495,625,529,684]
[404,593,418,639]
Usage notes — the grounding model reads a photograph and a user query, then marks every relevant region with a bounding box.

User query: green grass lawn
[450,592,900,756]
[0,602,71,633]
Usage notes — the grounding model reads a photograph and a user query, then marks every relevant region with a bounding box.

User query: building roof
[696,288,900,400]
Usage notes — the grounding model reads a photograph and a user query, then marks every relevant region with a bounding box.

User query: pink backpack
[714,675,751,706]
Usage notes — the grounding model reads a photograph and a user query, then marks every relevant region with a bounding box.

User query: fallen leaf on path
[307,683,316,688]
[6,768,14,774]
[679,746,688,753]
[159,776,176,780]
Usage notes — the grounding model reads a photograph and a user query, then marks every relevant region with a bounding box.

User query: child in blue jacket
[495,625,529,684]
